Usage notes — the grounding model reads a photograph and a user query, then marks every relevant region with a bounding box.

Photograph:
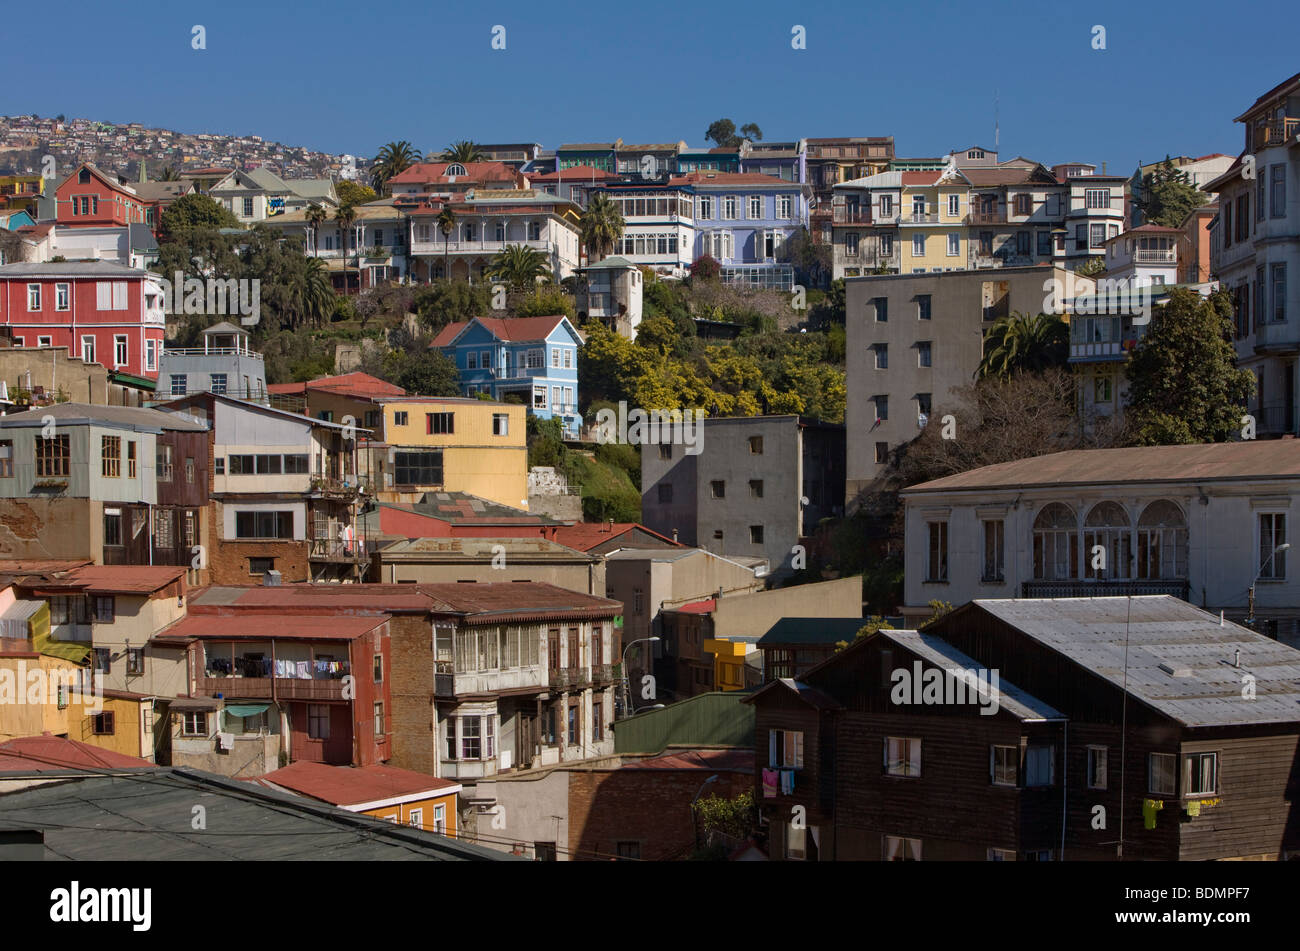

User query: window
[912,234,925,257]
[101,436,121,477]
[38,336,51,347]
[657,483,673,503]
[104,511,122,547]
[426,412,454,435]
[616,841,641,861]
[157,445,174,482]
[778,195,792,219]
[1183,752,1217,797]
[723,195,738,219]
[92,648,111,672]
[1093,375,1112,404]
[917,295,931,320]
[1137,500,1187,580]
[183,712,208,736]
[114,335,127,367]
[748,435,763,454]
[551,347,561,368]
[883,835,921,861]
[844,232,859,257]
[1083,501,1132,581]
[1270,165,1286,218]
[917,393,931,417]
[1259,512,1287,579]
[53,282,70,311]
[749,479,763,498]
[874,344,888,369]
[533,385,547,409]
[873,395,888,421]
[917,341,931,368]
[170,374,187,397]
[1037,231,1052,256]
[749,525,764,544]
[990,745,1017,786]
[81,336,95,363]
[947,233,960,256]
[1033,503,1077,580]
[747,195,763,219]
[394,450,443,486]
[393,411,408,426]
[947,194,960,217]
[26,284,40,311]
[659,444,673,460]
[37,434,70,478]
[926,521,948,582]
[374,702,385,736]
[492,413,509,436]
[1148,752,1176,795]
[92,595,115,623]
[567,705,579,745]
[127,648,144,675]
[1087,746,1108,790]
[308,705,330,739]
[0,440,11,478]
[1025,745,1054,786]
[234,511,294,539]
[1271,264,1287,324]
[593,700,604,741]
[872,297,887,322]
[185,457,194,483]
[875,441,888,464]
[769,729,804,768]
[249,557,275,576]
[1089,223,1106,248]
[154,509,174,548]
[1085,188,1110,209]
[988,848,1016,861]
[982,519,1004,582]
[884,737,921,777]
[710,480,726,499]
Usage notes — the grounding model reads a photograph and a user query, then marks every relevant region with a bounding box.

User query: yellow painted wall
[703,638,749,692]
[68,696,155,761]
[363,791,459,838]
[899,185,969,271]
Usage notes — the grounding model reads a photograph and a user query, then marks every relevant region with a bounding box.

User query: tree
[779,227,832,289]
[334,180,376,207]
[158,165,181,182]
[486,244,552,289]
[1076,256,1106,278]
[436,206,456,279]
[704,119,763,150]
[390,350,461,397]
[579,193,624,264]
[412,280,491,334]
[158,193,239,240]
[304,203,327,255]
[977,312,1069,380]
[441,141,486,163]
[514,286,576,320]
[1125,288,1254,444]
[689,254,721,282]
[370,141,422,195]
[1137,157,1204,228]
[334,204,358,294]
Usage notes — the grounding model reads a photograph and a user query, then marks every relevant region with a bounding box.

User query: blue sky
[6,0,1295,172]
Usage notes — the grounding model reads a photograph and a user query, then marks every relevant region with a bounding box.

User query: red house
[0,260,167,378]
[54,164,149,228]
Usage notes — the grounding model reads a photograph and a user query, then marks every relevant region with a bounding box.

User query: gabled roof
[244,166,290,192]
[432,314,576,348]
[0,260,158,280]
[0,402,206,433]
[0,735,153,772]
[252,760,461,807]
[266,371,406,401]
[388,162,519,185]
[549,522,680,551]
[1235,71,1300,122]
[742,676,841,710]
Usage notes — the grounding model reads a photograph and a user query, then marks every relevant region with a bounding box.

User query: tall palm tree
[335,204,358,294]
[579,192,624,264]
[159,166,181,181]
[436,207,456,280]
[370,141,422,195]
[978,312,1069,380]
[487,245,553,289]
[304,203,327,256]
[440,141,486,163]
[302,258,336,327]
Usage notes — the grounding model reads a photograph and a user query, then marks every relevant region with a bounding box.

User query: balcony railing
[548,667,590,689]
[309,536,369,560]
[1069,340,1132,362]
[161,347,263,361]
[1133,249,1176,264]
[900,212,940,225]
[409,237,552,256]
[1254,117,1300,150]
[1021,580,1189,599]
[967,207,1007,225]
[591,663,622,684]
[832,207,872,224]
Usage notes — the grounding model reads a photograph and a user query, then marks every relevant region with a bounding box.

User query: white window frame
[55,283,70,311]
[145,339,158,371]
[946,194,960,217]
[747,195,763,220]
[947,233,960,256]
[777,195,792,220]
[26,284,40,311]
[81,335,95,364]
[912,234,925,257]
[114,335,128,368]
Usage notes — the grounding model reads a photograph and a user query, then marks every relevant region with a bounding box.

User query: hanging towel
[761,769,778,798]
[296,660,310,679]
[1142,798,1163,830]
[782,770,795,795]
[1185,800,1201,817]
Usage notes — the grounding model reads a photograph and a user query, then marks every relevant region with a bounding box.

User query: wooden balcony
[968,207,1007,225]
[1021,580,1189,599]
[591,663,622,684]
[832,207,872,224]
[198,675,348,701]
[1254,117,1300,150]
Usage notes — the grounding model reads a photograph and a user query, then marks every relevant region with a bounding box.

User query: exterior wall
[710,575,862,638]
[845,267,1086,502]
[67,695,155,761]
[360,790,458,836]
[54,169,148,227]
[207,502,309,583]
[468,767,572,859]
[408,208,581,283]
[386,614,437,775]
[0,497,96,560]
[0,345,146,406]
[379,558,603,597]
[157,349,266,400]
[92,593,188,695]
[1063,176,1128,263]
[0,652,86,740]
[606,549,765,644]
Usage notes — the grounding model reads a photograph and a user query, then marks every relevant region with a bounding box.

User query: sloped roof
[757,617,869,646]
[155,612,388,643]
[528,165,620,182]
[267,371,406,401]
[0,260,157,279]
[550,522,680,551]
[388,162,518,185]
[253,760,460,806]
[432,315,572,348]
[31,565,187,595]
[0,735,153,772]
[0,402,206,432]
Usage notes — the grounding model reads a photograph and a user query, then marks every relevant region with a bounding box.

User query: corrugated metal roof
[757,617,868,646]
[971,597,1300,727]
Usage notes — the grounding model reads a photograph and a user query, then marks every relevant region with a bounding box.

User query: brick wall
[206,502,308,584]
[387,614,436,775]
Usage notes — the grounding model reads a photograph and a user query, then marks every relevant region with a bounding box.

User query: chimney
[263,570,281,586]
[607,518,614,533]
[672,529,679,543]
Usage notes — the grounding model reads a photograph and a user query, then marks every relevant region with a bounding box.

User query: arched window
[446,163,467,177]
[1033,503,1077,580]
[1083,502,1132,580]
[1137,500,1187,580]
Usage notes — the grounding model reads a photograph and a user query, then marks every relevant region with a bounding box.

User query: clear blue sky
[7,0,1294,172]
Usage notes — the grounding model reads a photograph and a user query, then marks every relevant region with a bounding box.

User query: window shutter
[113,282,127,310]
[768,729,777,767]
[97,282,111,310]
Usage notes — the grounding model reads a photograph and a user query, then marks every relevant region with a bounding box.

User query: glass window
[884,736,921,777]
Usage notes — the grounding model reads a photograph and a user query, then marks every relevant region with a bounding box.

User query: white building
[1103,224,1180,287]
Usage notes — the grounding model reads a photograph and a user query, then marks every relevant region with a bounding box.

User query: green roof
[612,691,754,754]
[757,617,867,646]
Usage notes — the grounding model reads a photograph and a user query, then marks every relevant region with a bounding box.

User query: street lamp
[1247,542,1290,627]
[620,636,660,716]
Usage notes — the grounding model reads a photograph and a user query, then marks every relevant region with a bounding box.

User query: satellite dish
[800,496,810,506]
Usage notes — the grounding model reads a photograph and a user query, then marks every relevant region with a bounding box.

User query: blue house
[680,172,812,290]
[432,315,582,437]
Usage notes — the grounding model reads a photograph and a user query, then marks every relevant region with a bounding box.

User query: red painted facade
[54,165,148,228]
[0,269,166,379]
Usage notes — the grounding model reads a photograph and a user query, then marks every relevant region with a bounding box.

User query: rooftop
[757,617,870,646]
[0,402,206,433]
[251,760,461,807]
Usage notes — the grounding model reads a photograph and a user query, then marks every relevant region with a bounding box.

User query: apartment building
[806,137,895,243]
[53,164,149,229]
[589,180,695,277]
[1207,71,1300,438]
[263,201,408,291]
[157,321,268,402]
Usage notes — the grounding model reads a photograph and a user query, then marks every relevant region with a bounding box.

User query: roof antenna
[994,89,1000,150]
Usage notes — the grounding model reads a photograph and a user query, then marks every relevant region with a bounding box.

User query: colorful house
[432,315,582,439]
[53,164,149,229]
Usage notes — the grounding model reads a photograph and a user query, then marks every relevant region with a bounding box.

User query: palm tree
[487,245,553,289]
[440,141,486,163]
[436,207,456,280]
[159,166,181,181]
[370,141,422,195]
[579,192,624,264]
[302,258,336,327]
[304,203,327,256]
[978,312,1069,380]
[335,204,358,294]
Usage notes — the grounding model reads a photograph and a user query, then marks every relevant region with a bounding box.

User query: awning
[223,703,269,717]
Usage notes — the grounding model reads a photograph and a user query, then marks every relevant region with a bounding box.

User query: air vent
[1157,662,1192,678]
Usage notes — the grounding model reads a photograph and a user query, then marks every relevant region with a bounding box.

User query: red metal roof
[0,559,92,574]
[156,613,388,642]
[33,565,186,595]
[673,599,716,615]
[622,748,753,772]
[268,371,405,401]
[388,162,518,185]
[255,760,459,806]
[900,171,942,186]
[431,315,568,347]
[528,166,620,181]
[430,321,468,348]
[549,523,680,551]
[0,735,154,772]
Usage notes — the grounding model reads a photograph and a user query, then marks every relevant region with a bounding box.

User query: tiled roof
[0,735,153,772]
[904,441,1300,494]
[431,315,569,347]
[387,162,518,184]
[430,321,468,348]
[254,761,460,806]
[899,171,943,186]
[291,371,405,400]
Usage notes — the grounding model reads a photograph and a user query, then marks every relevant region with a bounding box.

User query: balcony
[1254,319,1300,355]
[199,659,351,701]
[161,347,263,362]
[968,207,1007,225]
[1253,117,1300,150]
[832,207,872,224]
[899,212,940,225]
[549,667,589,689]
[1133,249,1176,264]
[1021,580,1189,599]
[873,211,901,225]
[309,536,370,561]
[591,662,622,684]
[309,474,365,500]
[1069,340,1132,362]
[409,236,552,257]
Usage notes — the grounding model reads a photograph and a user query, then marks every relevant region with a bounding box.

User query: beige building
[0,344,150,408]
[372,537,604,595]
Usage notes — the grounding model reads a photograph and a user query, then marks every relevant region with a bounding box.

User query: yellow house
[899,175,971,273]
[703,637,753,692]
[254,760,461,837]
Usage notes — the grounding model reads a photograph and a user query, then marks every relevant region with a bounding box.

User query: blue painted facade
[438,316,582,437]
[688,174,812,289]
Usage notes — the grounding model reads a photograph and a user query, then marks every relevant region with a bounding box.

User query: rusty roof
[252,760,460,806]
[155,612,389,642]
[31,565,187,595]
[0,735,153,772]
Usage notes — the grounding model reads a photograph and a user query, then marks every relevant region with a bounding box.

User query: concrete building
[0,343,151,407]
[900,440,1300,637]
[372,537,604,596]
[575,255,642,338]
[156,321,267,401]
[641,415,846,581]
[1206,71,1300,439]
[844,265,1088,503]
